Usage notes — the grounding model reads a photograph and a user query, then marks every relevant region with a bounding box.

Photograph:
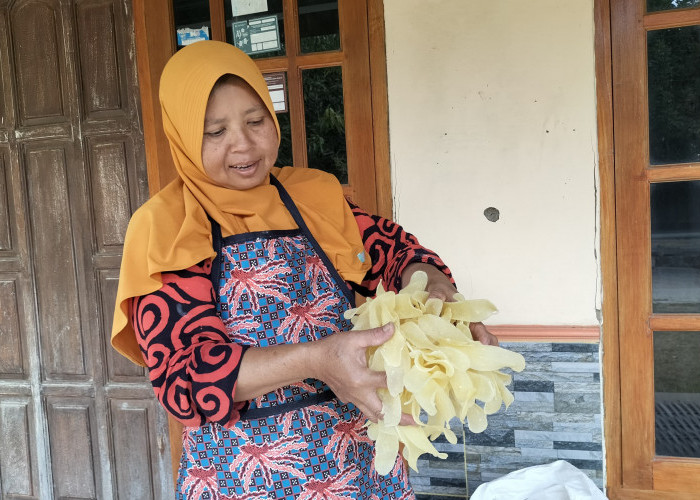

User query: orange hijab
[111,41,370,365]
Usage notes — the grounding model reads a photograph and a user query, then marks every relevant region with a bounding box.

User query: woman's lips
[229,159,258,172]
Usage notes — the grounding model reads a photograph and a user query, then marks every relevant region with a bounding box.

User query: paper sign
[232,16,281,55]
[264,72,287,113]
[176,26,210,46]
[231,0,268,17]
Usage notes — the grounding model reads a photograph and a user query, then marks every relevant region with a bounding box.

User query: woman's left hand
[468,321,499,346]
[401,262,458,301]
[401,262,499,346]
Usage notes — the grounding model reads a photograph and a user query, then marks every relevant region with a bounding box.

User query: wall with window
[383,0,599,327]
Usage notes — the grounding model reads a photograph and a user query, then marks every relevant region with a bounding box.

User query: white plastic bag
[470,460,608,500]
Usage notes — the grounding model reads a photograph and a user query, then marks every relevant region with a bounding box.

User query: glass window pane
[299,0,340,53]
[225,0,286,59]
[648,26,700,165]
[651,181,700,313]
[654,331,700,458]
[648,0,700,13]
[263,72,291,167]
[173,0,211,48]
[302,66,347,183]
[276,110,293,167]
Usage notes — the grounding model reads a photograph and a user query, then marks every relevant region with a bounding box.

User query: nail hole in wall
[484,207,500,222]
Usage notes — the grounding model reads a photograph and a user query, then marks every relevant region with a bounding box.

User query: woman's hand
[401,262,499,346]
[469,321,499,346]
[311,323,415,425]
[236,323,414,424]
[402,262,458,302]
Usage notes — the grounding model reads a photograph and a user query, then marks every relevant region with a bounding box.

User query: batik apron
[176,175,414,499]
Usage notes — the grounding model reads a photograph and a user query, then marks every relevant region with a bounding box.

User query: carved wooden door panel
[0,0,172,498]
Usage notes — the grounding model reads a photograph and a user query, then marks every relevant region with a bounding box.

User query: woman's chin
[221,170,269,190]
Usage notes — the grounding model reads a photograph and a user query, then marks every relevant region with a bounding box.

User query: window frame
[133,0,392,218]
[602,1,700,497]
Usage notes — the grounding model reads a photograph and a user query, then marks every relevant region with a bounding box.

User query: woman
[112,40,496,499]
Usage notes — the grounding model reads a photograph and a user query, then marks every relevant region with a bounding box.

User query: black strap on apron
[239,390,337,420]
[269,174,355,305]
[210,173,360,420]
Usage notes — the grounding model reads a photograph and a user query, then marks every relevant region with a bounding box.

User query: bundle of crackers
[344,271,526,475]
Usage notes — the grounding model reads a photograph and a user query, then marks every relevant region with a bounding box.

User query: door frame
[596,0,621,495]
[599,1,700,498]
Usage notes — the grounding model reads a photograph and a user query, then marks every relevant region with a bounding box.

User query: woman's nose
[228,128,253,152]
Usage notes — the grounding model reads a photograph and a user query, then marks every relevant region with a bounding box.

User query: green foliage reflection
[647,0,700,12]
[303,65,347,183]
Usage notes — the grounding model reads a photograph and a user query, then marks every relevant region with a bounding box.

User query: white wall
[384,0,599,325]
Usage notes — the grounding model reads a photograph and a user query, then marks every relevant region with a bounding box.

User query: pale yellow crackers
[344,271,526,475]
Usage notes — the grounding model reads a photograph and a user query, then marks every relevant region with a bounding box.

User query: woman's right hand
[311,323,415,425]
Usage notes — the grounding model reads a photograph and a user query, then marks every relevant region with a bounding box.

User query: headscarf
[111,41,370,365]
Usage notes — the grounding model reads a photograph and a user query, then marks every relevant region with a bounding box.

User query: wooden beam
[367,0,392,220]
[133,0,180,483]
[488,325,600,343]
[608,486,700,500]
[595,0,622,493]
[133,0,177,196]
[644,8,700,30]
[209,0,226,41]
[611,0,655,489]
[283,0,307,170]
[653,459,700,493]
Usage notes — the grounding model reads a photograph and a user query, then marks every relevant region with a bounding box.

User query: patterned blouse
[130,201,452,427]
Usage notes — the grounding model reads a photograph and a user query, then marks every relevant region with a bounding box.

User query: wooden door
[0,0,172,498]
[609,1,700,497]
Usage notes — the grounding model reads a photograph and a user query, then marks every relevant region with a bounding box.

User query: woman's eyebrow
[244,104,265,114]
[204,116,226,126]
[204,105,265,126]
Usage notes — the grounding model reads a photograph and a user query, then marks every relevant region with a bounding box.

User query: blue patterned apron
[176,175,414,499]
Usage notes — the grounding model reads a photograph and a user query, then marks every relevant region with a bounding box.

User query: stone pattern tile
[409,342,604,498]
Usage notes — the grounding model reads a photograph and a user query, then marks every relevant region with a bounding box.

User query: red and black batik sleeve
[348,200,455,296]
[130,259,248,428]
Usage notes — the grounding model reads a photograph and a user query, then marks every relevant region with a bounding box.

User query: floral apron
[176,175,413,499]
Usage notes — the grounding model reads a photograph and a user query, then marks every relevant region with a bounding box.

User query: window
[137,0,391,216]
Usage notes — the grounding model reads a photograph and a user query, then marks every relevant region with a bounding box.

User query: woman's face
[201,77,279,190]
